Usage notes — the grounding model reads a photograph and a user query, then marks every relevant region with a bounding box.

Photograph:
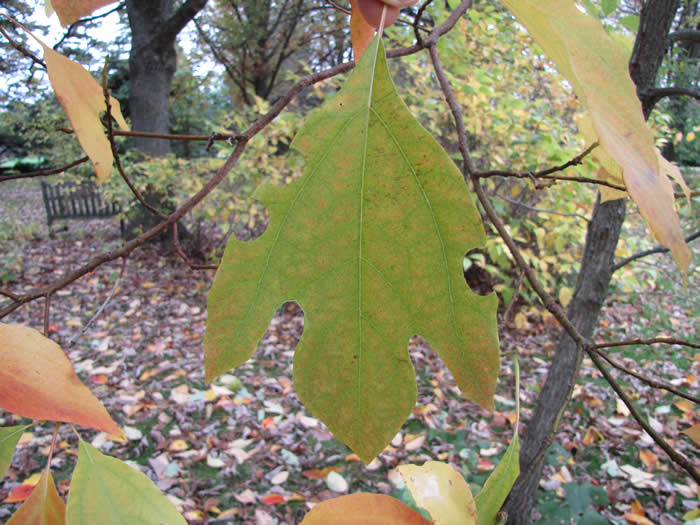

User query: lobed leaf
[502,0,691,273]
[0,323,122,436]
[205,35,499,462]
[66,440,186,525]
[300,493,432,524]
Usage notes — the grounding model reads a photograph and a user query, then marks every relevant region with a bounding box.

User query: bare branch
[428,28,700,484]
[172,224,218,271]
[641,86,700,111]
[591,337,700,351]
[612,229,700,271]
[592,347,700,404]
[667,29,700,45]
[102,61,168,219]
[474,143,625,191]
[0,157,90,182]
[0,21,46,69]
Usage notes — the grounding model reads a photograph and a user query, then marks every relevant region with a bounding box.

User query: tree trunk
[503,0,680,521]
[123,0,208,240]
[126,0,177,157]
[503,197,626,523]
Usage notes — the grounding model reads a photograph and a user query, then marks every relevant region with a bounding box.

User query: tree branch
[152,0,209,52]
[667,29,700,45]
[428,30,700,485]
[0,157,89,182]
[640,86,700,111]
[612,229,700,271]
[592,348,700,404]
[591,337,700,351]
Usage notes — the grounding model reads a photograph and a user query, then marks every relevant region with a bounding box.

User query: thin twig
[67,257,127,347]
[503,269,524,324]
[43,293,51,337]
[475,143,625,191]
[612,229,700,271]
[586,349,699,481]
[172,223,218,271]
[59,127,239,143]
[101,60,168,219]
[0,23,46,69]
[494,193,590,221]
[0,289,20,301]
[413,0,435,45]
[591,337,700,351]
[0,157,90,182]
[428,34,700,484]
[591,348,700,404]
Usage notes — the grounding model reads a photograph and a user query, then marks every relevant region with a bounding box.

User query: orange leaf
[302,466,342,480]
[681,423,700,445]
[0,323,122,436]
[260,494,286,505]
[6,470,65,524]
[5,484,37,503]
[349,0,375,61]
[45,0,118,26]
[639,450,658,471]
[300,493,431,524]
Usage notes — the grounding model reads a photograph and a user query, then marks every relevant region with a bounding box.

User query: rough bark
[124,0,208,240]
[503,0,680,522]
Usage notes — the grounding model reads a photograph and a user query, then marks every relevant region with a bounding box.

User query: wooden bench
[40,180,124,234]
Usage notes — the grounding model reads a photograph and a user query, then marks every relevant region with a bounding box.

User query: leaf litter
[0,186,697,524]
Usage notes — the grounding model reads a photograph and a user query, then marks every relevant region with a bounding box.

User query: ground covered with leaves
[0,179,698,524]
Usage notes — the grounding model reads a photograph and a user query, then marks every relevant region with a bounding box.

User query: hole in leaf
[463,248,494,296]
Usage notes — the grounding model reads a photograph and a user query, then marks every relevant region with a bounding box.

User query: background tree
[504,0,698,521]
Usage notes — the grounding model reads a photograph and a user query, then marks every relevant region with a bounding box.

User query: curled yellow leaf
[503,0,691,274]
[12,21,128,182]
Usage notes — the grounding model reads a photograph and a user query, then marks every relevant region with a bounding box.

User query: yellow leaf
[558,287,573,308]
[398,461,477,525]
[45,0,118,26]
[503,0,690,274]
[168,439,189,452]
[13,24,128,182]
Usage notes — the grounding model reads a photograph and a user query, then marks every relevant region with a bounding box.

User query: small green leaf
[66,440,186,525]
[0,425,30,480]
[601,0,617,16]
[205,35,499,462]
[619,14,639,32]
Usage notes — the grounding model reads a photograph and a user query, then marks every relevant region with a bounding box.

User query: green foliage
[535,482,608,525]
[205,36,499,462]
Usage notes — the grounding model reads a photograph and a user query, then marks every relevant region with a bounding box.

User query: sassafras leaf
[205,35,499,462]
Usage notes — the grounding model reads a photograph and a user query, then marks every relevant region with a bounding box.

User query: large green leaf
[205,35,499,462]
[65,440,185,525]
[0,425,30,480]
